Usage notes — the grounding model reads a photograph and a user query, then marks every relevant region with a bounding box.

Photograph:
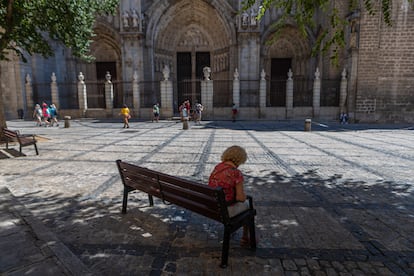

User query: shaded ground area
[1,119,413,275]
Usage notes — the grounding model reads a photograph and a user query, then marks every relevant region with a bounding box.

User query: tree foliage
[242,0,413,65]
[0,0,118,129]
[0,0,118,62]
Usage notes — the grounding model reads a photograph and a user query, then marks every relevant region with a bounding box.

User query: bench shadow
[8,168,414,274]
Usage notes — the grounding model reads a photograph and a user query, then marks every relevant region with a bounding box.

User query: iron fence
[293,77,313,107]
[213,80,233,107]
[321,78,340,106]
[268,79,286,107]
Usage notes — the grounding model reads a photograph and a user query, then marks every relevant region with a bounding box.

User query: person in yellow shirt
[120,104,131,128]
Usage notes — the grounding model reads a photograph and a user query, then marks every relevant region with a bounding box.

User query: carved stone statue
[250,9,257,26]
[51,72,57,83]
[287,69,293,80]
[105,71,111,82]
[241,11,249,28]
[162,65,170,81]
[203,67,211,80]
[132,9,139,28]
[315,68,320,80]
[25,73,31,84]
[133,70,138,82]
[123,11,129,28]
[78,72,85,82]
[234,68,239,80]
[261,69,266,80]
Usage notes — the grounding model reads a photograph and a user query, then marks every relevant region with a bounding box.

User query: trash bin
[304,118,312,131]
[64,116,71,128]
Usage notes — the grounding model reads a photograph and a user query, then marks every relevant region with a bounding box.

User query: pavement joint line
[191,129,216,181]
[279,131,390,180]
[314,132,414,162]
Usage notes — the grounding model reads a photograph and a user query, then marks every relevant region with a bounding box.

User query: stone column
[50,72,60,108]
[312,68,321,118]
[259,69,266,118]
[286,69,294,119]
[77,72,87,116]
[201,69,213,119]
[104,71,114,110]
[233,68,240,107]
[132,70,140,117]
[160,65,173,119]
[339,68,348,114]
[25,74,33,117]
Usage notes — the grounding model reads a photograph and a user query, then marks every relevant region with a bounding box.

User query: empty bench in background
[1,128,38,156]
[116,159,257,268]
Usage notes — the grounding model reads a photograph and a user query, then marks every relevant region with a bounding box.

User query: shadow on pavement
[9,168,414,275]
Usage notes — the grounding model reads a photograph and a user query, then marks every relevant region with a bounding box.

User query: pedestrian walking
[195,103,204,124]
[49,104,59,127]
[120,104,131,128]
[41,102,51,127]
[152,103,160,122]
[232,103,238,122]
[33,104,43,126]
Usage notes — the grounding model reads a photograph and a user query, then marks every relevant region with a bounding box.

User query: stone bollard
[304,118,312,131]
[183,118,189,130]
[64,116,71,128]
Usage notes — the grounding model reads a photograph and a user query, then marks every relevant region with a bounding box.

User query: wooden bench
[1,128,39,155]
[116,159,257,268]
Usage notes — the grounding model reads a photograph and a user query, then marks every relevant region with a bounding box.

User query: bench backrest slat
[3,128,18,140]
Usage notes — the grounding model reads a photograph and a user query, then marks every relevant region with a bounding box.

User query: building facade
[1,0,414,123]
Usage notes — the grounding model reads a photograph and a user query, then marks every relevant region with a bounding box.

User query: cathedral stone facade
[1,0,414,123]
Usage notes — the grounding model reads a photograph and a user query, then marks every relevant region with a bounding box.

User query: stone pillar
[339,68,348,114]
[313,68,321,118]
[132,70,140,117]
[259,69,266,118]
[233,68,240,107]
[160,65,173,118]
[25,74,33,117]
[201,77,213,119]
[77,72,87,116]
[286,69,294,119]
[104,71,114,110]
[50,72,60,108]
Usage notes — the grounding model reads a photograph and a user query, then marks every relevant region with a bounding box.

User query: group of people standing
[179,100,204,124]
[33,102,59,127]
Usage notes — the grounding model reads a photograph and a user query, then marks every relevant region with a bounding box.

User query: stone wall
[356,0,414,123]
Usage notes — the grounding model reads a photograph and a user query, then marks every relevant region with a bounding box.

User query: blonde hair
[221,145,247,167]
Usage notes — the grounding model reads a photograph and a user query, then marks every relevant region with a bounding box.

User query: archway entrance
[177,52,210,110]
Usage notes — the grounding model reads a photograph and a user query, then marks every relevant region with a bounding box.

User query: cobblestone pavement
[1,119,414,275]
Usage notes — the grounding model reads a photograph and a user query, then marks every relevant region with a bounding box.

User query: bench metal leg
[148,194,154,206]
[220,228,231,268]
[34,143,39,155]
[249,217,257,249]
[19,145,23,156]
[122,188,129,214]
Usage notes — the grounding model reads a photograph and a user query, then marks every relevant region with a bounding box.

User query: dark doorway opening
[176,52,210,112]
[269,58,291,106]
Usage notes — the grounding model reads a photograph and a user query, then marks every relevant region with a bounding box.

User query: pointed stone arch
[262,25,313,78]
[87,22,123,81]
[145,0,237,80]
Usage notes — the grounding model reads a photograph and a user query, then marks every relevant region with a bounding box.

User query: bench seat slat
[160,191,224,222]
[157,174,218,197]
[159,180,222,210]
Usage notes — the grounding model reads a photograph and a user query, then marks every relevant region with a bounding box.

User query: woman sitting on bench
[208,145,251,246]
